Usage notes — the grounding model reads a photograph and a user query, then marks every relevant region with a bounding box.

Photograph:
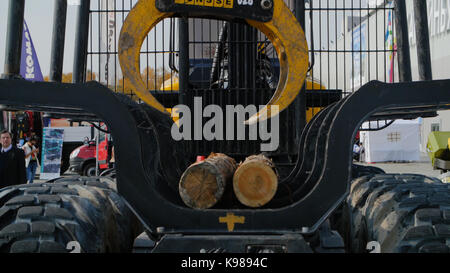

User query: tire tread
[346,173,450,253]
[0,177,139,253]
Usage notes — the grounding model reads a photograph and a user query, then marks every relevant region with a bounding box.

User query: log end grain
[233,160,278,208]
[179,153,236,209]
[179,162,224,209]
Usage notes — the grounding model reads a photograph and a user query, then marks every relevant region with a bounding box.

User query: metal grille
[86,0,398,165]
[87,0,178,105]
[305,0,397,122]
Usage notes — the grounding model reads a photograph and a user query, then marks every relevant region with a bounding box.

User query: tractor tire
[351,163,385,179]
[83,162,97,177]
[330,164,385,232]
[344,173,450,253]
[0,176,142,253]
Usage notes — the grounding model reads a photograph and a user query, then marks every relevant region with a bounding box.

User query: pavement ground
[360,153,443,178]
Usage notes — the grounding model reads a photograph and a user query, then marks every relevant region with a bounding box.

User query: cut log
[179,153,237,209]
[233,154,278,208]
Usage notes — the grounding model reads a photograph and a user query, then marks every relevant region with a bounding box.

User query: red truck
[68,128,113,176]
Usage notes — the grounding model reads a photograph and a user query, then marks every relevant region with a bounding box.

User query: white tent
[360,119,421,163]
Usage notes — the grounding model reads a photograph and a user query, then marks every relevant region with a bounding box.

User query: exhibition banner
[20,20,44,81]
[40,128,64,180]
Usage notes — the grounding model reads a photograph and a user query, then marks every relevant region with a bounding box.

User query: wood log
[179,153,237,209]
[233,154,278,207]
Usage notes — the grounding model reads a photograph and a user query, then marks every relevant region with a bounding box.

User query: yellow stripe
[223,0,233,8]
[176,0,233,8]
[214,0,224,7]
[119,0,308,124]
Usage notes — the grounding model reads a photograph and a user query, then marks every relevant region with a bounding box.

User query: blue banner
[20,20,44,81]
[40,128,64,180]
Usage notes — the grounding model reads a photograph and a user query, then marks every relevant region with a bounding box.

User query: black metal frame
[393,0,412,82]
[413,0,432,81]
[1,0,448,236]
[1,79,450,235]
[83,1,417,150]
[73,0,91,83]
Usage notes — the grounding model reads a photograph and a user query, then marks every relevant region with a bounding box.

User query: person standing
[0,130,26,188]
[353,141,361,161]
[22,135,39,183]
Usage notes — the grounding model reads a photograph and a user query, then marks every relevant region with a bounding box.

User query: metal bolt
[261,0,273,10]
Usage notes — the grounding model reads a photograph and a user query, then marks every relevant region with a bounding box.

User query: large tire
[330,164,385,232]
[351,163,385,179]
[0,176,141,253]
[344,173,450,253]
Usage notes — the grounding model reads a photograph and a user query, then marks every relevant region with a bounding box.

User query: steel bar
[178,17,189,106]
[2,0,25,79]
[413,0,433,81]
[294,0,307,139]
[393,0,412,82]
[73,0,91,83]
[50,0,68,82]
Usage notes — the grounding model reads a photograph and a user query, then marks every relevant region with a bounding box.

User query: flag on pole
[20,20,44,81]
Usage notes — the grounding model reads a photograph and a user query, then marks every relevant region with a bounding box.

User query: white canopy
[360,119,421,162]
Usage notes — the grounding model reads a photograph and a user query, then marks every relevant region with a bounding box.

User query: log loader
[0,0,449,253]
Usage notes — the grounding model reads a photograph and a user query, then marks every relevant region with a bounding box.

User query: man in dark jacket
[0,130,26,188]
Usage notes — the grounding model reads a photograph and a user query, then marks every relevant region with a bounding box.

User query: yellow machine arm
[118,0,309,124]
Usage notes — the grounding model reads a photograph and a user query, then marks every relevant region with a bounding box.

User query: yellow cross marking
[219,213,245,231]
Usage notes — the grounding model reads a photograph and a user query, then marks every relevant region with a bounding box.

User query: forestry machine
[0,0,449,253]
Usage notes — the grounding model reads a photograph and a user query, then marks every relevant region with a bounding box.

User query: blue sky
[0,0,78,76]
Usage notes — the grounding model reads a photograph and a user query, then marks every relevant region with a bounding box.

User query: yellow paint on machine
[305,78,326,122]
[118,0,173,114]
[219,213,245,231]
[168,107,180,125]
[306,107,322,123]
[224,0,233,8]
[243,2,309,124]
[118,0,308,124]
[175,0,233,8]
[160,75,325,124]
